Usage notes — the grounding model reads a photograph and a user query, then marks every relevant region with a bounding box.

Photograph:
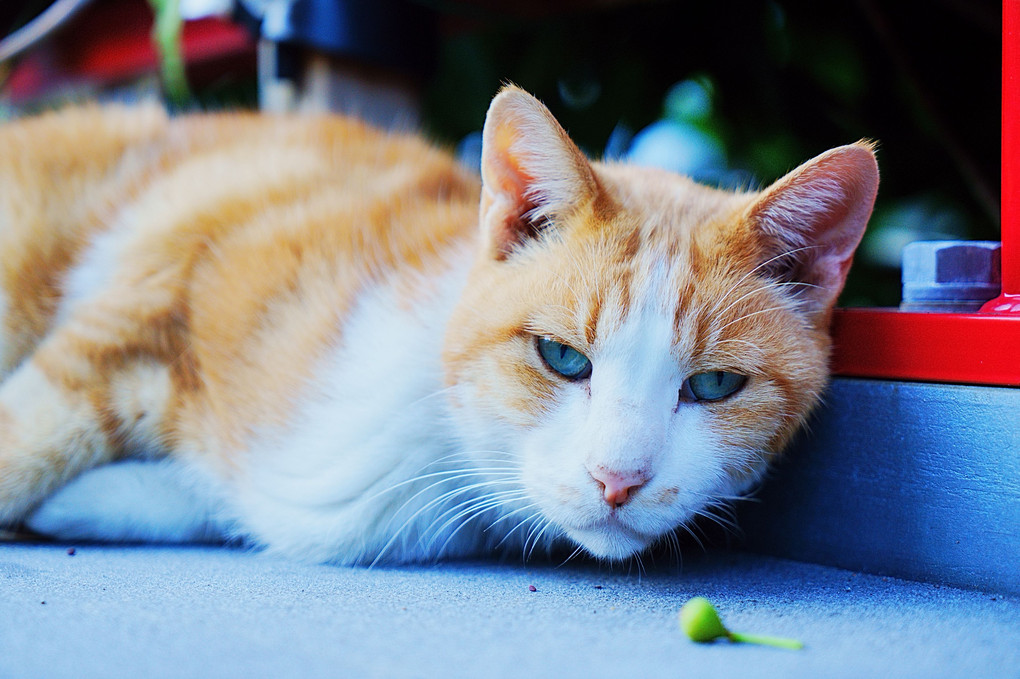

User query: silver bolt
[901,241,1001,312]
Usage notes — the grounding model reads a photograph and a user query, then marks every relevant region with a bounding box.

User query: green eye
[681,371,747,402]
[536,337,592,380]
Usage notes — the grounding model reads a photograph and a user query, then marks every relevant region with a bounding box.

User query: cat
[0,86,878,565]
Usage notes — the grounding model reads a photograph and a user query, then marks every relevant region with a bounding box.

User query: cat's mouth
[563,518,656,561]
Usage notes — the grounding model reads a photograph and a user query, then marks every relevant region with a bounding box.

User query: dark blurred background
[0,0,1001,306]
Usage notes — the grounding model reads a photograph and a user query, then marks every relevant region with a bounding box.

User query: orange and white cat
[0,87,878,564]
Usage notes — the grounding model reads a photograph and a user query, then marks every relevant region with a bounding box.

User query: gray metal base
[740,378,1020,594]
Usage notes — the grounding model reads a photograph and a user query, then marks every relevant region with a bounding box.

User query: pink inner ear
[488,126,533,196]
[479,132,541,258]
[478,88,599,260]
[490,197,544,260]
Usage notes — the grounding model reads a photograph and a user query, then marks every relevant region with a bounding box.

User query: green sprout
[679,597,804,650]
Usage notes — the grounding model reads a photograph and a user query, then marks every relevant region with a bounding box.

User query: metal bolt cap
[901,240,1001,312]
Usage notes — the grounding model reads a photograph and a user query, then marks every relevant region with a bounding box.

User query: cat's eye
[536,337,592,380]
[681,371,747,402]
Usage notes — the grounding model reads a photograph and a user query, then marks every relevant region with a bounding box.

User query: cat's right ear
[479,86,599,260]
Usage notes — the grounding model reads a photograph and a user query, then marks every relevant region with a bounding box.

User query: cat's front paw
[26,460,225,544]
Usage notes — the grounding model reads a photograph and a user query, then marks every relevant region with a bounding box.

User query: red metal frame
[983,0,1020,314]
[831,0,1020,387]
[831,310,1019,386]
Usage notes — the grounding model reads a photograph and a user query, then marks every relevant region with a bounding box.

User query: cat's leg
[0,314,177,527]
[25,459,225,543]
[0,355,115,525]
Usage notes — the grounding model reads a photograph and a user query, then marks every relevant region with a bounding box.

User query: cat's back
[0,101,480,264]
[0,104,481,439]
[154,110,482,442]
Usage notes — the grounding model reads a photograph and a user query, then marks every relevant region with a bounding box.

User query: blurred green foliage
[421,0,1000,306]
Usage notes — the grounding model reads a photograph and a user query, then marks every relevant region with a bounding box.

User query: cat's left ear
[746,141,879,321]
[478,86,600,259]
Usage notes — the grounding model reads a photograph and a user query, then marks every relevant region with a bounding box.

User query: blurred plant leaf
[148,0,191,107]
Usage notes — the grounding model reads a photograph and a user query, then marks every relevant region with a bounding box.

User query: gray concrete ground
[2,543,1018,679]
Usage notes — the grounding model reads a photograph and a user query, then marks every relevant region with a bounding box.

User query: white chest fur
[224,251,484,564]
[29,249,495,565]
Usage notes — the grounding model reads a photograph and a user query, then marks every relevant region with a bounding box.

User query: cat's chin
[564,523,654,561]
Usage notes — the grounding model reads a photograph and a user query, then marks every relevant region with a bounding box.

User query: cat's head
[443,86,878,560]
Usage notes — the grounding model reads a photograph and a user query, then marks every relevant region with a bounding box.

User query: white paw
[26,460,226,543]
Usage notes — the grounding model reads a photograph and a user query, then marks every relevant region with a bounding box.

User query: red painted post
[982,0,1020,313]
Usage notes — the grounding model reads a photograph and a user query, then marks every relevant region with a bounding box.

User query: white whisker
[370,475,517,566]
[556,543,587,568]
[715,305,797,334]
[525,518,557,562]
[677,520,706,551]
[403,386,456,410]
[365,466,519,503]
[493,507,544,549]
[708,244,821,316]
[424,488,528,550]
[430,492,529,557]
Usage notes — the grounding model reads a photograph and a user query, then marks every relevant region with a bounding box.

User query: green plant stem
[728,632,804,650]
[148,0,190,106]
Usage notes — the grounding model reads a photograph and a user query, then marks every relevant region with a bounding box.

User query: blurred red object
[3,0,254,103]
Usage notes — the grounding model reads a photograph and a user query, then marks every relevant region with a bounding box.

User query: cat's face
[444,87,878,560]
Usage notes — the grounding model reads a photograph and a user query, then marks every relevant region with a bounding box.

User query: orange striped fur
[0,87,878,564]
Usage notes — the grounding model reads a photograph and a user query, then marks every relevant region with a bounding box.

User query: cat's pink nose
[588,468,649,507]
